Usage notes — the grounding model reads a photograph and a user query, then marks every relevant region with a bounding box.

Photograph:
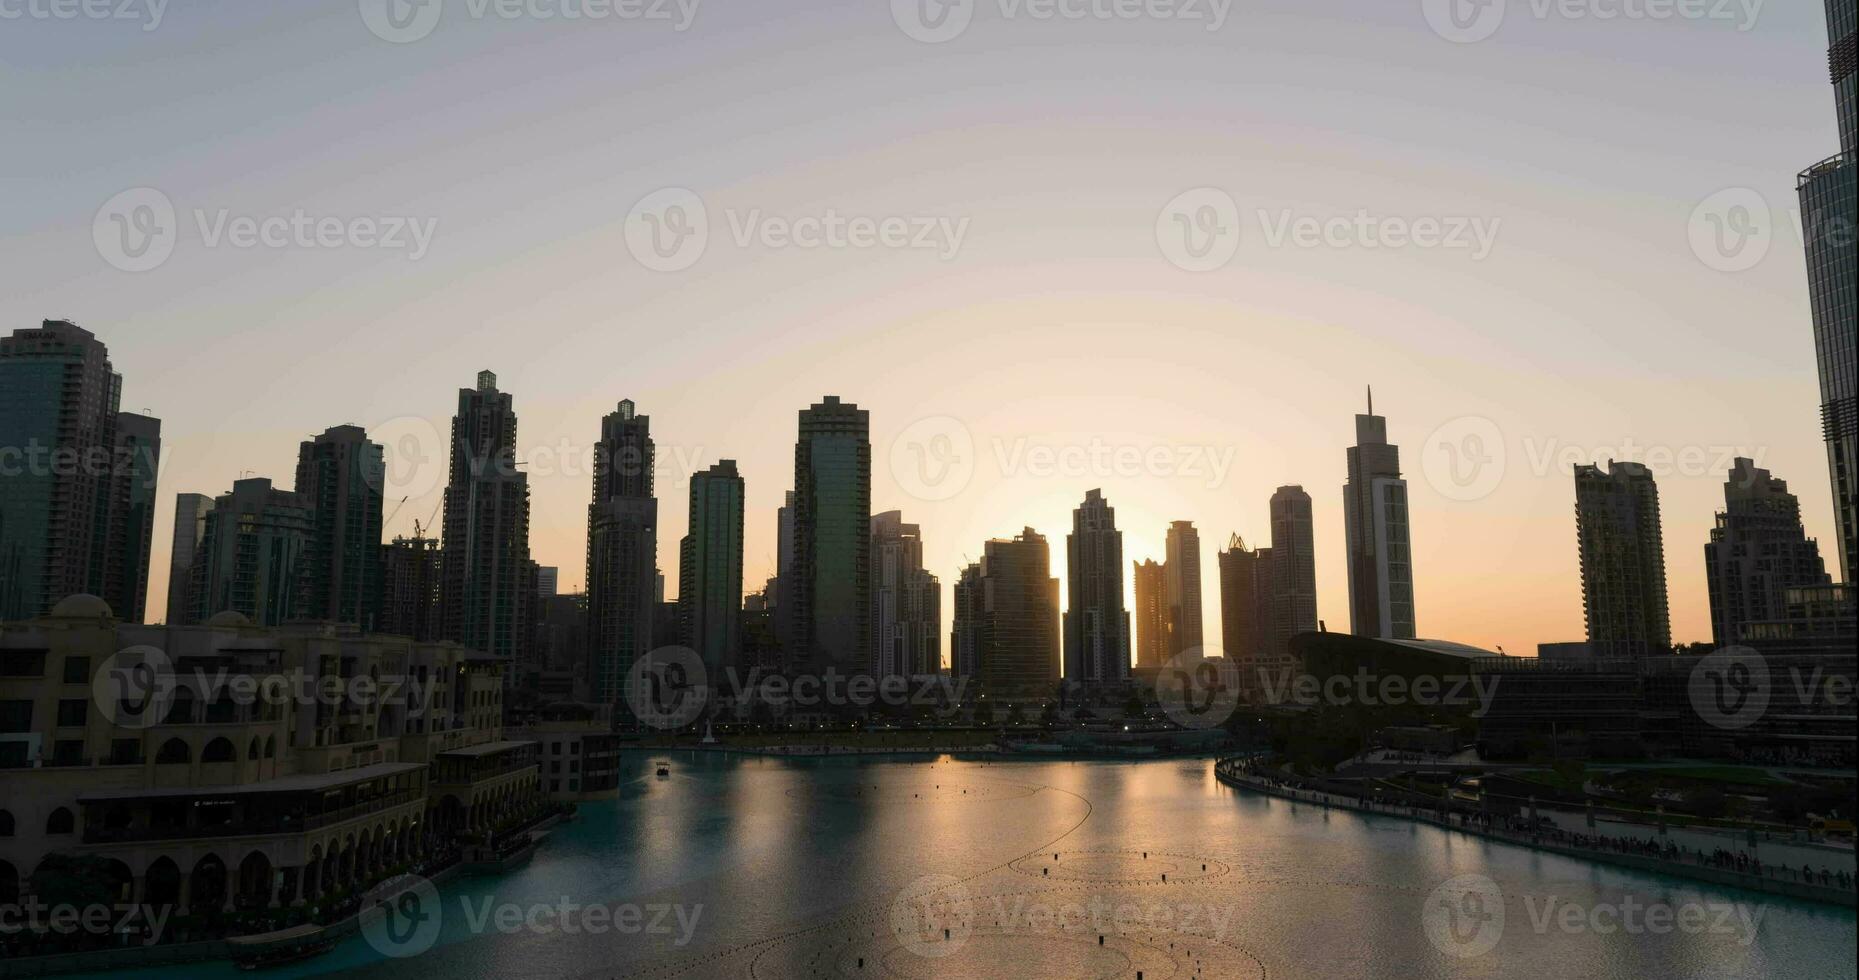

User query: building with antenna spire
[1344,387,1416,639]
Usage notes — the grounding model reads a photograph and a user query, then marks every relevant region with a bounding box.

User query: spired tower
[1344,388,1416,639]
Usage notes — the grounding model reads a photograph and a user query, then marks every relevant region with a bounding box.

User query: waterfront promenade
[1213,757,1857,908]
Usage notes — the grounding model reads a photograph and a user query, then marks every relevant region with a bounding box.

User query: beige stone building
[0,595,542,915]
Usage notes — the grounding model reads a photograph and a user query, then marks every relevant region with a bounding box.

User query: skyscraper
[680,459,745,674]
[1705,458,1831,648]
[1131,558,1168,669]
[1269,485,1318,650]
[189,478,312,626]
[101,412,161,624]
[951,562,983,683]
[1798,0,1857,582]
[1343,390,1416,639]
[380,531,443,641]
[949,528,1060,696]
[587,399,657,709]
[789,396,870,676]
[0,320,159,622]
[295,425,386,629]
[166,492,215,625]
[1063,490,1130,685]
[537,566,559,597]
[1575,461,1671,658]
[1163,521,1204,657]
[871,510,941,679]
[441,371,532,664]
[1218,534,1275,696]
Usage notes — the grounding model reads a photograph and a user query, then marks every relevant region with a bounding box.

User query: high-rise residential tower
[1064,490,1131,685]
[1798,0,1857,582]
[1343,390,1416,639]
[295,425,386,628]
[1163,521,1205,658]
[951,562,983,683]
[680,459,745,674]
[380,530,443,641]
[949,528,1059,695]
[1705,458,1832,647]
[1575,461,1671,658]
[587,399,657,709]
[189,478,312,626]
[1132,558,1168,669]
[871,510,941,679]
[1218,534,1275,695]
[1269,485,1318,649]
[0,321,160,622]
[165,492,215,625]
[789,396,870,676]
[441,371,532,664]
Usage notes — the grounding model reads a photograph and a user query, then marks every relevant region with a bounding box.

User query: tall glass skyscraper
[680,459,744,674]
[1163,520,1204,656]
[1799,0,1857,582]
[789,396,870,676]
[0,320,159,622]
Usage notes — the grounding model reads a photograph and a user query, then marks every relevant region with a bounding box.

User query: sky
[0,0,1844,655]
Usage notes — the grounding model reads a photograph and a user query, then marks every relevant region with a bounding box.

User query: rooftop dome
[205,610,252,628]
[49,594,113,619]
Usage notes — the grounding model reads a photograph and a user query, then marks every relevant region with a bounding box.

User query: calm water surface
[110,754,1855,979]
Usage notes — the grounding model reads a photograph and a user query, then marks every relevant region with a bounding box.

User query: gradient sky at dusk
[0,0,1844,654]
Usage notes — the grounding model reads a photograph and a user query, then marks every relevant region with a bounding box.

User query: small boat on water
[227,923,337,971]
[463,832,540,874]
[656,764,670,777]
